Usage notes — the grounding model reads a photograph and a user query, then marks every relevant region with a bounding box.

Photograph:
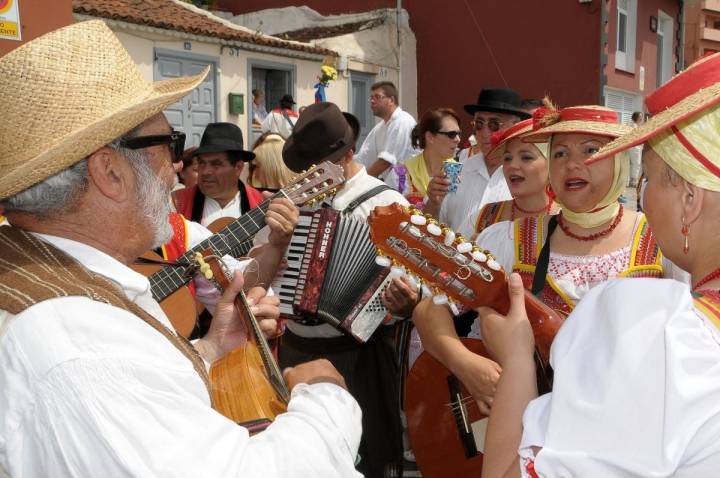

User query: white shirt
[443,148,511,238]
[0,233,362,477]
[261,110,297,140]
[287,166,408,339]
[354,107,418,191]
[201,191,243,227]
[518,278,720,476]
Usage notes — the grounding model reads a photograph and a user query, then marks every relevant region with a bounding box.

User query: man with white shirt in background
[355,81,418,192]
[0,20,361,477]
[424,88,529,238]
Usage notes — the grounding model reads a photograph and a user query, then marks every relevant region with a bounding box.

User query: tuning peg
[443,228,456,246]
[471,247,487,262]
[432,291,449,305]
[448,299,460,316]
[390,264,405,277]
[456,235,472,253]
[421,284,432,298]
[312,171,320,178]
[410,214,427,226]
[375,254,392,267]
[487,256,501,271]
[427,219,442,236]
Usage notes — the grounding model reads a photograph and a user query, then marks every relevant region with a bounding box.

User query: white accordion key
[432,294,448,305]
[375,255,392,267]
[444,230,456,246]
[427,223,442,236]
[457,242,472,253]
[487,259,501,271]
[472,250,487,262]
[410,214,427,226]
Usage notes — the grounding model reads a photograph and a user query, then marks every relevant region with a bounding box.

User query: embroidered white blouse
[0,233,362,477]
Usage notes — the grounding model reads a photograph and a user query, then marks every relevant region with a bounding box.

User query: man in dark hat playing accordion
[281,102,418,478]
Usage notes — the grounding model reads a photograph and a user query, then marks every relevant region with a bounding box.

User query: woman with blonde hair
[248,133,294,192]
[480,51,720,478]
[468,118,559,238]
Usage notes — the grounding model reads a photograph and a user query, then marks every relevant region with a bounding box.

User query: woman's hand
[477,273,536,366]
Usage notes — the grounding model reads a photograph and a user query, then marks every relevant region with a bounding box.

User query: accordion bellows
[273,208,390,342]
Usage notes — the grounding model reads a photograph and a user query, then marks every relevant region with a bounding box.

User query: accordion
[272,207,391,342]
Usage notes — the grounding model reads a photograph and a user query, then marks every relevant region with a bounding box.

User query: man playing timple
[355,81,418,192]
[173,122,298,287]
[0,21,361,477]
[425,88,529,237]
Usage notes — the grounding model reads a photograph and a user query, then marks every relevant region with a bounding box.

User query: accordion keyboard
[273,212,314,317]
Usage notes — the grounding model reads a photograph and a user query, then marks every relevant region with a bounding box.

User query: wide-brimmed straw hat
[523,104,631,143]
[0,20,209,200]
[282,102,354,173]
[486,118,534,158]
[590,52,720,164]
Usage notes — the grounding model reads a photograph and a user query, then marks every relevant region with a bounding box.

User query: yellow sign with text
[0,0,21,41]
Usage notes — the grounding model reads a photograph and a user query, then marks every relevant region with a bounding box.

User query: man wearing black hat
[173,122,298,286]
[281,102,417,478]
[424,88,531,237]
[261,94,299,140]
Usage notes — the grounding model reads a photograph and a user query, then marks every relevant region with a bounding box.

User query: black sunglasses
[436,130,462,140]
[119,131,186,163]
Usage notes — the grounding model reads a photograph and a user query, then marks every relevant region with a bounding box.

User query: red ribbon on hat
[490,118,533,151]
[532,106,618,131]
[646,53,720,114]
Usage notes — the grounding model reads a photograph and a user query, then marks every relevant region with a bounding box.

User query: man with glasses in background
[425,88,530,237]
[355,81,418,192]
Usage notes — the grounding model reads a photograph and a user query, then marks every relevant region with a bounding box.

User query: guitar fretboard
[149,197,275,302]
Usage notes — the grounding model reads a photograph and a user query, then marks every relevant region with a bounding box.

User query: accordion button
[375,255,392,267]
[444,230,456,246]
[432,294,449,305]
[487,259,501,271]
[427,223,442,236]
[472,250,488,262]
[410,214,427,226]
[457,242,473,253]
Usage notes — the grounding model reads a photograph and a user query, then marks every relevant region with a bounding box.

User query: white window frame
[615,0,637,73]
[656,10,674,86]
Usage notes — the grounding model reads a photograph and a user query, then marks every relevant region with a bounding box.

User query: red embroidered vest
[474,202,507,235]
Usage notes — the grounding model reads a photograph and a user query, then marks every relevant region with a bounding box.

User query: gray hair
[1,127,145,218]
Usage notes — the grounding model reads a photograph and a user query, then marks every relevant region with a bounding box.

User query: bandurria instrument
[199,251,290,430]
[368,203,562,478]
[139,161,344,336]
[272,207,391,342]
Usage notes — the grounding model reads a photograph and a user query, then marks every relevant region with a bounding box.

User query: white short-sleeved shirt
[518,279,720,477]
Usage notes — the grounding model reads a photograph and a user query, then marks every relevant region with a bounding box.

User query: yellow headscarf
[648,103,720,192]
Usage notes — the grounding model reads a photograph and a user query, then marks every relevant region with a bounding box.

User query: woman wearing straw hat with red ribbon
[469,118,559,239]
[413,102,683,410]
[477,51,720,478]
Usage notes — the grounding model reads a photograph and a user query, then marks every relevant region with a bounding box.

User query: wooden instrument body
[131,251,196,338]
[406,338,487,478]
[210,343,287,423]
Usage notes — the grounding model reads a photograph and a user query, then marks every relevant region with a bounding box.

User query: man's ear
[86,147,132,203]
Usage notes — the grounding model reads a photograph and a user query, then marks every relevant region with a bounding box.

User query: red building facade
[218,0,681,128]
[0,0,73,56]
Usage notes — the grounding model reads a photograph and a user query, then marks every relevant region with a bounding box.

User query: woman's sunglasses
[436,130,462,140]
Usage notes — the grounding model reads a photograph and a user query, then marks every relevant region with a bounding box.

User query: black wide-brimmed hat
[283,102,354,173]
[464,88,531,119]
[193,122,255,161]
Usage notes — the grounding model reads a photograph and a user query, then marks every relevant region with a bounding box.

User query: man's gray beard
[131,160,174,249]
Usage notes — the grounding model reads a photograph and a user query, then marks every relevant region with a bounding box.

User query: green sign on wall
[228,93,244,115]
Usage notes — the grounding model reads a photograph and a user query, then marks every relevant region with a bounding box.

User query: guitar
[143,161,344,336]
[199,250,290,430]
[368,203,563,478]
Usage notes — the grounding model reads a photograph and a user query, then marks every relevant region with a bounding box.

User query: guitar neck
[149,197,275,302]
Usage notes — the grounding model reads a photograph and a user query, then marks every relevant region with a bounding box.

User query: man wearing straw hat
[0,21,361,477]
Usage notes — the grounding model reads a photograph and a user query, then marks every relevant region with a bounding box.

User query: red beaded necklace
[692,268,720,291]
[511,198,552,221]
[557,205,624,241]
